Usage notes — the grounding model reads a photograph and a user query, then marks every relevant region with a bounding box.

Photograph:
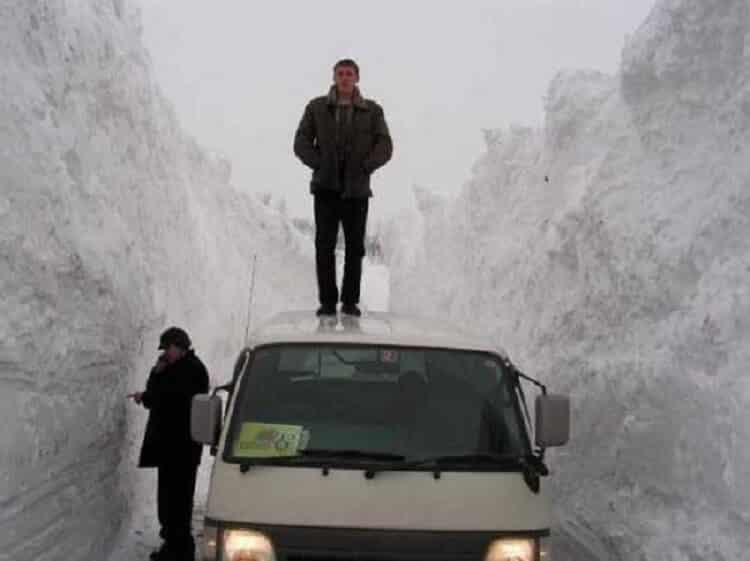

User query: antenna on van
[243,254,258,346]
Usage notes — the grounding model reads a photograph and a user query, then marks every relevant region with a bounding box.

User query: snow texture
[0,2,314,560]
[386,0,750,559]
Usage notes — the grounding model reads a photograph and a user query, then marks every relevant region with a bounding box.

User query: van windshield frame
[222,343,533,471]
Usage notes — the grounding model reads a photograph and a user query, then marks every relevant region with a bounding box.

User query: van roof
[247,310,505,355]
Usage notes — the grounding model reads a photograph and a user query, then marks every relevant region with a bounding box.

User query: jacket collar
[327,85,368,110]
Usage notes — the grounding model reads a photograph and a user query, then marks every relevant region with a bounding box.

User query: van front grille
[207,520,541,561]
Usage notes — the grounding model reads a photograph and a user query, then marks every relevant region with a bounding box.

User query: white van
[191,311,570,561]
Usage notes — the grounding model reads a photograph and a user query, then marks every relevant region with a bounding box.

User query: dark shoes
[341,303,362,317]
[316,303,337,317]
[315,303,362,317]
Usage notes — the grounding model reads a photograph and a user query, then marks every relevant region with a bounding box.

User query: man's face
[334,65,358,96]
[162,344,185,364]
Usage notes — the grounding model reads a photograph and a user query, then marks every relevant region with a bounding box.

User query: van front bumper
[203,518,549,561]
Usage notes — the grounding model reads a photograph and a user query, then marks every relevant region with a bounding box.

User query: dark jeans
[157,461,199,558]
[314,192,369,306]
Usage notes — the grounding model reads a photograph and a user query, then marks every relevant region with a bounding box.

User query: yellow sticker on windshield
[233,422,304,458]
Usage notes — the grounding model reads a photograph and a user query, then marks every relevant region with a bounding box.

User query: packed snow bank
[336,256,390,312]
[361,260,390,312]
[386,0,750,559]
[0,2,314,560]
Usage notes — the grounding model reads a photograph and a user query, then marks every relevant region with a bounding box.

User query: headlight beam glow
[485,538,536,561]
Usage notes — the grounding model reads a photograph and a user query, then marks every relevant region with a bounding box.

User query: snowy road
[108,505,206,561]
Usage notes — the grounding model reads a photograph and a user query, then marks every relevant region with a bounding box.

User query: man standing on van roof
[128,327,209,561]
[294,58,393,318]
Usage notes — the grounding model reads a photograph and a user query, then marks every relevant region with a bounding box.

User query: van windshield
[224,344,530,468]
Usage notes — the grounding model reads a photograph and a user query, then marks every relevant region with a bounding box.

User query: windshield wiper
[238,449,404,474]
[300,449,406,479]
[407,453,524,468]
[240,448,406,475]
[408,453,549,491]
[299,448,406,461]
[366,453,528,480]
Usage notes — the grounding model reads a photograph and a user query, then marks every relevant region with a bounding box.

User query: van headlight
[202,523,218,561]
[223,529,276,561]
[485,538,536,561]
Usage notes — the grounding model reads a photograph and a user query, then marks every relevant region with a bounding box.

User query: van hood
[206,462,552,531]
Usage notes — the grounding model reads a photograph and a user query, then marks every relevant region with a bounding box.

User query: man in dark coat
[294,58,393,317]
[129,327,209,561]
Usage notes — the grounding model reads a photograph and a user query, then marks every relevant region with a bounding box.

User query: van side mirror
[534,394,570,447]
[191,394,223,446]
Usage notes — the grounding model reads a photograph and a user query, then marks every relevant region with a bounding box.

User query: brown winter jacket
[294,86,393,199]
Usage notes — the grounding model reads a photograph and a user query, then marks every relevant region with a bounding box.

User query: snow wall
[385,0,750,559]
[0,2,314,560]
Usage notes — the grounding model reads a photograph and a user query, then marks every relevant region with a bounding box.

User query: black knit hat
[158,326,192,350]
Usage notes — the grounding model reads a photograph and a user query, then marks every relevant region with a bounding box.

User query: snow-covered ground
[385,0,750,559]
[0,2,315,560]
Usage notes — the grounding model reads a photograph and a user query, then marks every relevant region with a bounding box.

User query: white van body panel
[246,311,505,355]
[206,311,552,536]
[206,462,552,531]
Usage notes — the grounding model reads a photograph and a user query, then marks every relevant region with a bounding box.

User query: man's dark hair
[334,58,360,77]
[158,326,192,350]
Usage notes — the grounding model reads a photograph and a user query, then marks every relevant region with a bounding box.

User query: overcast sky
[137,0,655,221]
